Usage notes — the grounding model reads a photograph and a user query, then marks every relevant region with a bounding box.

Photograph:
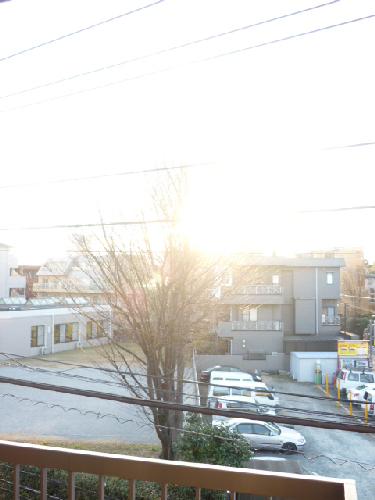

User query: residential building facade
[0,299,111,357]
[199,255,344,372]
[0,243,26,298]
[33,258,104,302]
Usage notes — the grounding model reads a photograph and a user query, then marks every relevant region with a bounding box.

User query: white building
[0,243,26,298]
[0,298,111,357]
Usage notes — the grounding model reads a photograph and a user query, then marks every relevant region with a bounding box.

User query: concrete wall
[230,331,284,354]
[196,353,289,373]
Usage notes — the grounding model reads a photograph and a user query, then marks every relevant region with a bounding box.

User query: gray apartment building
[199,255,345,372]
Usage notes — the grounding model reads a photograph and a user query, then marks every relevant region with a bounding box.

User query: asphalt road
[0,363,196,444]
[262,374,375,500]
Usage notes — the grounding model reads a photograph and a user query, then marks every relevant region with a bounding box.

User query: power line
[324,141,375,150]
[0,0,340,101]
[0,374,373,433]
[0,218,173,232]
[0,351,370,407]
[2,359,362,422]
[300,205,375,213]
[2,12,374,114]
[0,392,134,424]
[0,162,214,191]
[0,0,166,63]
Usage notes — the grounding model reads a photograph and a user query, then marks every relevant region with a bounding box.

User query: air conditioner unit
[40,346,46,355]
[75,341,82,349]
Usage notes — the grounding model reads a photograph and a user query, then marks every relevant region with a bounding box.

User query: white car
[360,389,375,416]
[208,383,279,406]
[213,418,305,452]
[336,369,375,398]
[347,385,375,406]
[210,395,276,416]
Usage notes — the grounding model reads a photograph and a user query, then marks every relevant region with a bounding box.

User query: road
[262,374,375,500]
[0,363,196,444]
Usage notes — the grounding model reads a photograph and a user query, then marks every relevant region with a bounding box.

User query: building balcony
[218,321,283,336]
[219,284,284,305]
[33,282,102,294]
[0,439,356,499]
[232,320,283,331]
[322,316,341,326]
[240,285,282,295]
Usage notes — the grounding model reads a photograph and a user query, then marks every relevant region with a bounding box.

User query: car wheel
[282,442,297,453]
[341,389,347,400]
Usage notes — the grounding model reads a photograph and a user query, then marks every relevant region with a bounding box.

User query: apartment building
[0,243,26,298]
[33,258,104,301]
[205,255,344,371]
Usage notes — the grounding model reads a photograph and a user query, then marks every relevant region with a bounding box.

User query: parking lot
[260,374,375,500]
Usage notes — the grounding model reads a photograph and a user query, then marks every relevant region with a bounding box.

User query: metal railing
[33,282,101,293]
[322,316,341,325]
[239,284,283,295]
[0,439,356,499]
[231,320,283,331]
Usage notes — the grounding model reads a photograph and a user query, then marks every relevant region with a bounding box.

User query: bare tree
[72,174,218,459]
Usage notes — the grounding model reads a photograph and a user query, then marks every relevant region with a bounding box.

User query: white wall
[290,353,337,383]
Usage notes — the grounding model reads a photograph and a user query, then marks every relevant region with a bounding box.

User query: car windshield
[360,373,374,383]
[267,423,281,435]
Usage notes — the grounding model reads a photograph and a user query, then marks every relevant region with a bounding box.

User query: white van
[208,370,255,399]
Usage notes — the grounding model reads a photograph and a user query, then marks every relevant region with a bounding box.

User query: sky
[0,0,374,264]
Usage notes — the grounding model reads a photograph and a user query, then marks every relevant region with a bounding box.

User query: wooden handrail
[0,440,356,499]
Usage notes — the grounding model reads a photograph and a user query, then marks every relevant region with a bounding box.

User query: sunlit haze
[0,0,374,263]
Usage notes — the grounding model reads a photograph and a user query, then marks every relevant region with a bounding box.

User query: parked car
[210,395,276,416]
[213,418,305,452]
[199,365,262,383]
[208,383,278,405]
[335,369,375,398]
[347,384,375,406]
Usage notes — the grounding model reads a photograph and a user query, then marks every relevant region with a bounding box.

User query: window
[212,387,230,397]
[251,424,270,436]
[326,272,334,284]
[242,306,257,322]
[31,325,45,347]
[86,320,105,340]
[348,372,360,381]
[272,274,279,285]
[86,321,93,340]
[54,323,78,344]
[360,373,374,383]
[237,423,253,434]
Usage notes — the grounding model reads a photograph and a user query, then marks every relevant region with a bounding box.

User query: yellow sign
[337,340,369,358]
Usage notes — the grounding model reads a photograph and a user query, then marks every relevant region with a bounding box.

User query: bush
[175,414,253,467]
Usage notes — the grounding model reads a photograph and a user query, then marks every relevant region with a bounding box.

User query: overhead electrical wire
[0,373,373,433]
[299,205,375,213]
[1,359,363,423]
[0,0,341,101]
[0,351,368,406]
[2,12,374,114]
[0,162,214,191]
[0,219,174,232]
[0,0,167,63]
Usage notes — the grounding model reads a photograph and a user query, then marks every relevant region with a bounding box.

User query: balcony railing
[33,282,101,293]
[0,439,356,499]
[231,320,283,331]
[322,316,341,326]
[239,285,283,295]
